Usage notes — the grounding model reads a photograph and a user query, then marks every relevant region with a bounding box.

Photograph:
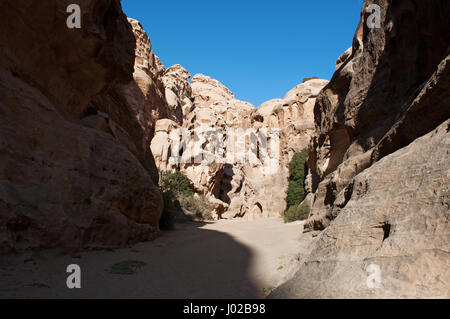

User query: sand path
[0,218,314,298]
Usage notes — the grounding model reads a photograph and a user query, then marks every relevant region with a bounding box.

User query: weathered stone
[0,0,135,118]
[0,1,163,253]
[272,0,450,299]
[272,120,450,298]
[152,71,327,219]
[304,0,450,232]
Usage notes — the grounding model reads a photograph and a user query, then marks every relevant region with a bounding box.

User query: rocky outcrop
[272,0,450,298]
[232,79,328,220]
[89,18,168,185]
[161,65,193,121]
[0,1,163,253]
[255,79,329,172]
[304,0,450,232]
[0,0,135,118]
[152,70,328,219]
[150,64,193,175]
[271,120,450,298]
[185,74,258,219]
[125,19,184,125]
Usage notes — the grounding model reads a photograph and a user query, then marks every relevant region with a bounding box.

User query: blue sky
[122,0,364,106]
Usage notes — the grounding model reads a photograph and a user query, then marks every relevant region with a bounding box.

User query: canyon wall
[272,0,450,298]
[304,0,450,232]
[151,69,328,219]
[0,0,164,253]
[0,0,327,255]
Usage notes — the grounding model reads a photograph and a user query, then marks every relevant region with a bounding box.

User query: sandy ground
[0,218,315,299]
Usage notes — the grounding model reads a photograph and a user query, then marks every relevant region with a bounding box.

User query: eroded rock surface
[152,71,328,219]
[304,0,450,232]
[272,120,450,298]
[272,0,450,298]
[0,1,163,253]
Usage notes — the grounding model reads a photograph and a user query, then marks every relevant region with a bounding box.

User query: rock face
[235,79,328,220]
[185,74,260,219]
[304,0,450,232]
[151,70,328,219]
[272,120,450,298]
[0,0,135,118]
[89,18,169,185]
[127,18,184,124]
[272,0,450,298]
[161,64,193,121]
[255,79,329,175]
[0,1,163,253]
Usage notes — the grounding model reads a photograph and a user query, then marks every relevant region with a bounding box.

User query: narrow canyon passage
[0,218,313,299]
[1,0,448,301]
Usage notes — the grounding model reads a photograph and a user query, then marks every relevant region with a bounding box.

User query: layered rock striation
[272,0,450,298]
[0,0,164,253]
[151,69,328,219]
[304,0,450,232]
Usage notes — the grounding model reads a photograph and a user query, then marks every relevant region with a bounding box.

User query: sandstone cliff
[0,0,163,253]
[273,120,450,298]
[151,69,328,219]
[272,0,450,298]
[304,0,450,232]
[88,18,169,185]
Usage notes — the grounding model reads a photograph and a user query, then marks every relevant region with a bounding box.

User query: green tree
[159,171,214,229]
[161,170,193,197]
[285,148,309,208]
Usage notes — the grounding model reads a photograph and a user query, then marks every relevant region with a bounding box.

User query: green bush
[285,148,309,208]
[161,171,194,197]
[284,202,310,223]
[179,194,214,221]
[159,171,214,228]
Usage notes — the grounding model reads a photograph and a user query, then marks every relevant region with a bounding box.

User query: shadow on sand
[0,222,260,299]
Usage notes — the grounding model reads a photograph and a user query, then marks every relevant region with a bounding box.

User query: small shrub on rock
[179,194,214,221]
[284,201,310,223]
[159,171,213,227]
[161,170,193,197]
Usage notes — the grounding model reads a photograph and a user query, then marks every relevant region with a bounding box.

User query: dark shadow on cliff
[218,164,234,205]
[352,0,450,164]
[0,222,260,299]
[310,0,450,194]
[89,80,164,185]
[359,1,450,164]
[271,0,450,298]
